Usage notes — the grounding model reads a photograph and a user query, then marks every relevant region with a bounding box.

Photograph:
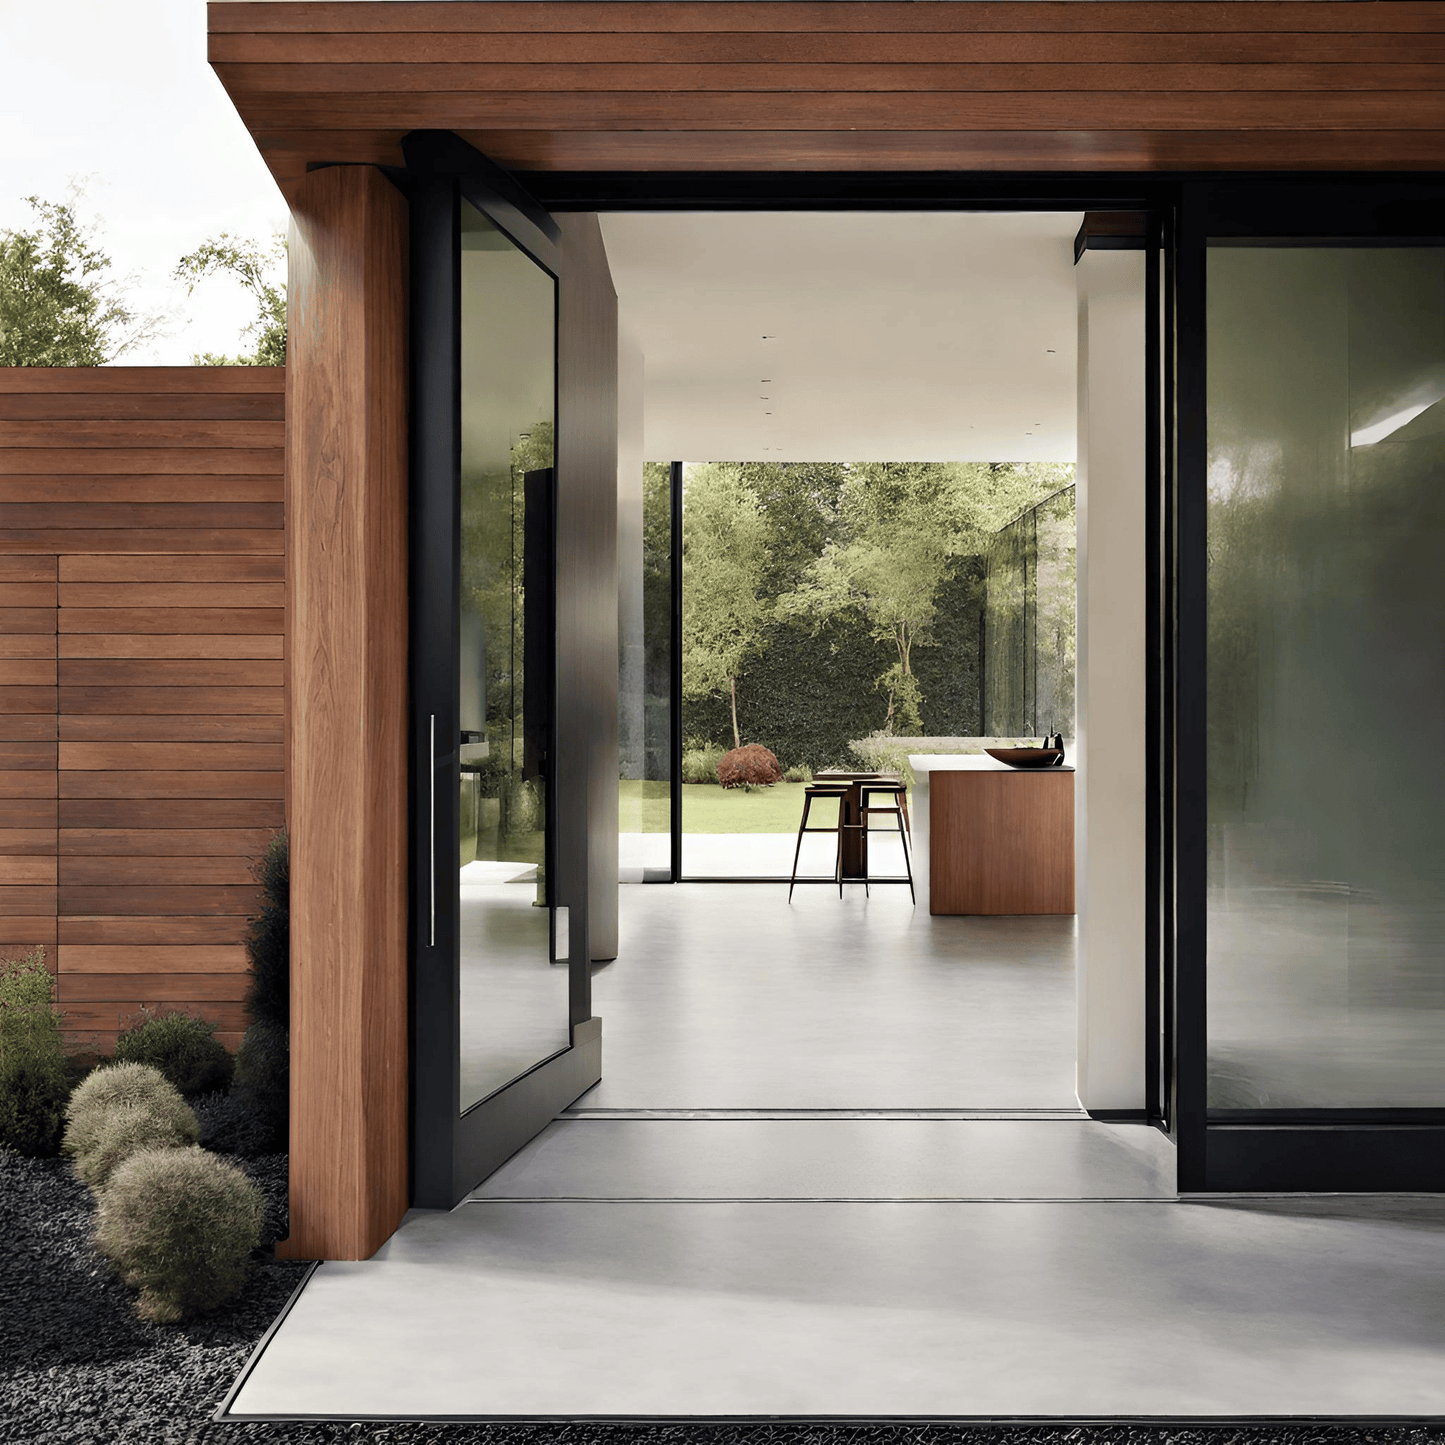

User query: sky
[1,0,289,363]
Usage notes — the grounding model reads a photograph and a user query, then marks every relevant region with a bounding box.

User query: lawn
[619,779,910,834]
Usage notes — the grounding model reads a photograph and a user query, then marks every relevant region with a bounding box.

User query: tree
[174,233,286,366]
[681,463,770,750]
[0,193,165,365]
[780,462,1070,734]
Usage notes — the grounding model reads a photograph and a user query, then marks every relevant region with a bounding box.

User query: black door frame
[407,155,1445,1201]
[405,131,601,1211]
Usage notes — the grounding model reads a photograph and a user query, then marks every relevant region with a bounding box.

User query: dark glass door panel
[1174,180,1445,1190]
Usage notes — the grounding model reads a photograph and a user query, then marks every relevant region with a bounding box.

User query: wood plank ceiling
[209,1,1445,194]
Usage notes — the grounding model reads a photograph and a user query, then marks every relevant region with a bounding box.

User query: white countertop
[908,752,1074,773]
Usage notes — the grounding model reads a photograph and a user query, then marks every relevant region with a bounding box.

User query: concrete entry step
[223,1196,1445,1420]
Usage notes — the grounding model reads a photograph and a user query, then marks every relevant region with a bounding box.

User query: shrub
[848,734,915,787]
[94,1145,263,1323]
[782,764,813,784]
[718,743,783,789]
[115,1010,233,1097]
[66,1059,185,1128]
[64,1064,198,1189]
[68,1099,200,1192]
[680,743,725,785]
[200,1017,288,1157]
[245,830,289,1029]
[0,947,68,1156]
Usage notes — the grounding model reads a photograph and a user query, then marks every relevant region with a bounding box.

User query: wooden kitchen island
[909,755,1075,916]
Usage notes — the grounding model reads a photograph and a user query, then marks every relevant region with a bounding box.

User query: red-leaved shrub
[718,744,783,789]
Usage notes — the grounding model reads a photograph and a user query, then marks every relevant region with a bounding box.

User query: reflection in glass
[458,202,566,1113]
[1206,246,1445,1107]
[618,461,673,878]
[983,483,1076,738]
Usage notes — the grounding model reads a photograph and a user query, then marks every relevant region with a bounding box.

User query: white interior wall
[1075,248,1147,1112]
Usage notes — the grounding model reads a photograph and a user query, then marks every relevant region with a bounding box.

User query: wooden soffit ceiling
[208,1,1445,196]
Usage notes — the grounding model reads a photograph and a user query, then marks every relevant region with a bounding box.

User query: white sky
[1,0,288,364]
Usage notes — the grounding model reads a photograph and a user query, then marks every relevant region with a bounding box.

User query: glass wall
[457,201,567,1112]
[983,484,1076,739]
[1206,245,1445,1108]
[618,460,673,879]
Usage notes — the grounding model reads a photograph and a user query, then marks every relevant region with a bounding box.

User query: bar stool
[850,779,915,903]
[788,784,849,902]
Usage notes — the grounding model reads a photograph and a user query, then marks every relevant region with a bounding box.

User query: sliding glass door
[1175,182,1445,1189]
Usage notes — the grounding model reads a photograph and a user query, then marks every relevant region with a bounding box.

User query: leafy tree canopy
[777,461,1071,732]
[175,232,286,366]
[0,193,165,365]
[681,463,771,748]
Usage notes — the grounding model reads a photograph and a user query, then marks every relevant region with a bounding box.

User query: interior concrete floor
[582,884,1077,1109]
[223,883,1445,1422]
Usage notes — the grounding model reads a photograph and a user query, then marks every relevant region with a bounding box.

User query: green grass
[619,779,909,834]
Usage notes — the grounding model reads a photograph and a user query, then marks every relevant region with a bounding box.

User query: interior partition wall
[1174,180,1445,1191]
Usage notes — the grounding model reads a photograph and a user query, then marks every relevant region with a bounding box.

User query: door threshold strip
[559,1107,1090,1121]
[463,1195,1180,1204]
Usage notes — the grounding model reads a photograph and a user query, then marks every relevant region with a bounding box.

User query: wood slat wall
[207,1,1445,190]
[0,367,285,1053]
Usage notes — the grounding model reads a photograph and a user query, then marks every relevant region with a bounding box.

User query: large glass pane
[1206,246,1445,1108]
[618,461,673,879]
[458,202,565,1112]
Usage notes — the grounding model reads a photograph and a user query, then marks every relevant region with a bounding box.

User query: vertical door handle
[429,713,437,947]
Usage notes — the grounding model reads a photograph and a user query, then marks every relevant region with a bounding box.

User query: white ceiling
[599,211,1082,464]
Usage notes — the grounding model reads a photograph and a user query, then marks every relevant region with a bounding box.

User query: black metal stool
[848,779,915,903]
[788,784,848,901]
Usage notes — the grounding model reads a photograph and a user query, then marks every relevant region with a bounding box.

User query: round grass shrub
[69,1100,200,1191]
[0,947,68,1156]
[114,1010,234,1097]
[66,1060,185,1127]
[94,1145,263,1323]
[64,1063,199,1189]
[718,743,783,789]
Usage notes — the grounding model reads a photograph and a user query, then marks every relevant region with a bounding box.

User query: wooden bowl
[984,747,1064,769]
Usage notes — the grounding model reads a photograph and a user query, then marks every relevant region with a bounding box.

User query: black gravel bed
[4,1149,1443,1444]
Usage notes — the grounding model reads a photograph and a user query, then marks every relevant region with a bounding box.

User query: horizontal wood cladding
[0,367,285,1052]
[208,1,1445,179]
[0,477,282,503]
[58,716,285,743]
[214,32,1445,65]
[212,60,1445,93]
[207,4,1445,36]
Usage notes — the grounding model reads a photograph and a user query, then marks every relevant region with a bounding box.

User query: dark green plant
[245,831,289,1030]
[201,1017,288,1157]
[67,1098,199,1192]
[94,1145,263,1323]
[114,1011,233,1097]
[0,947,68,1156]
